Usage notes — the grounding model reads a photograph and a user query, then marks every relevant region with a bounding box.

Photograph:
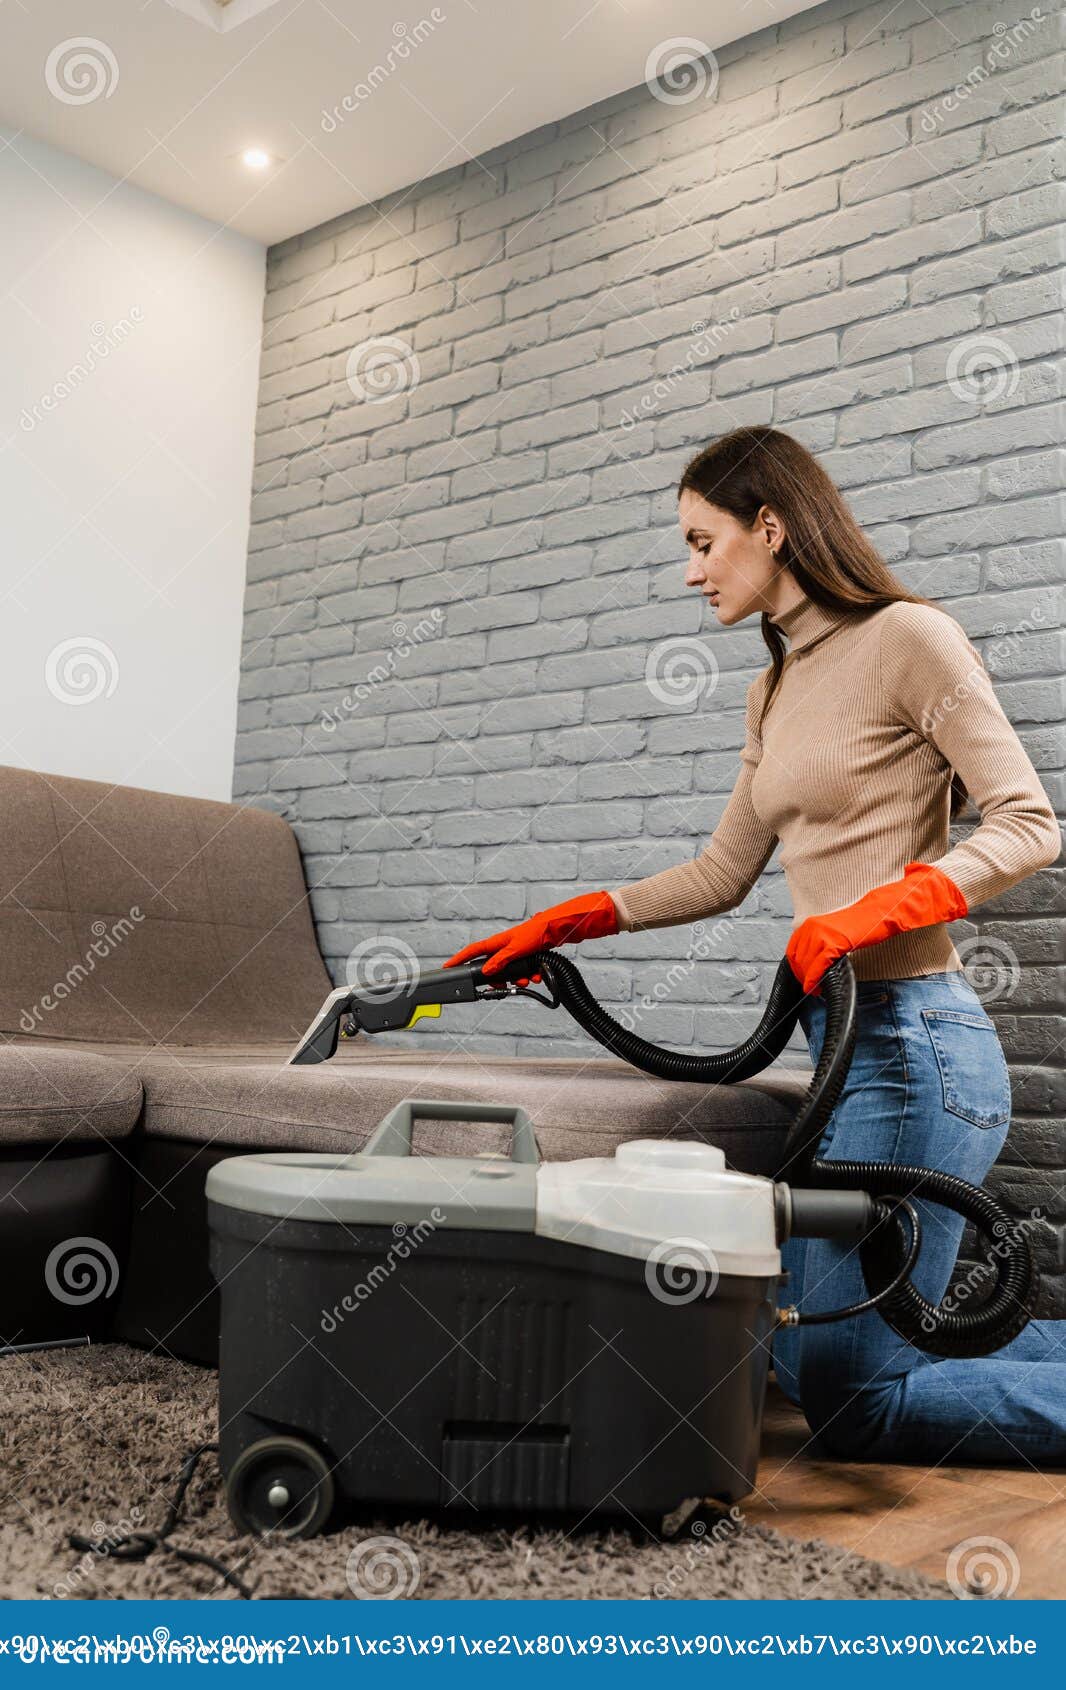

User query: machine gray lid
[205,1101,780,1274]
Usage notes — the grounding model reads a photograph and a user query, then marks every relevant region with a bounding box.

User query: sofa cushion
[120,1043,808,1176]
[0,1046,143,1146]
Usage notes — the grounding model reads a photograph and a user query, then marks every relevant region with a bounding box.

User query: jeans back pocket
[921,1008,1011,1129]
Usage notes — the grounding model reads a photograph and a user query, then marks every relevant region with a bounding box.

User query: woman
[443,425,1063,1466]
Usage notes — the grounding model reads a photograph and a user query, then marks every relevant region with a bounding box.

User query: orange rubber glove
[787,861,968,995]
[442,890,619,978]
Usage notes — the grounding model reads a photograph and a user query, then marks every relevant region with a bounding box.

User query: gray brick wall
[237,0,1066,1307]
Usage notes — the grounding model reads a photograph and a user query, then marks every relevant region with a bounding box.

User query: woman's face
[678,488,789,626]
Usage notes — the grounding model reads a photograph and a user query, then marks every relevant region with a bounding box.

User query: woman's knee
[805,1397,899,1461]
[796,1349,904,1461]
[778,1316,922,1459]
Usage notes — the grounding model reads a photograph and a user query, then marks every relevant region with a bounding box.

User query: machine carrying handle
[362,1098,541,1166]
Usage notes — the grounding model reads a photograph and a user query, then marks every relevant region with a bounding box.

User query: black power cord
[785,1197,923,1327]
[67,1442,253,1599]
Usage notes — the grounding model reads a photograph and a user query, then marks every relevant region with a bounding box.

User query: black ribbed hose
[534,950,810,1076]
[532,948,1035,1358]
[805,1158,1035,1358]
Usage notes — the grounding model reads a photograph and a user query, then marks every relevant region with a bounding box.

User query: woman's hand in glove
[786,861,968,995]
[442,890,620,977]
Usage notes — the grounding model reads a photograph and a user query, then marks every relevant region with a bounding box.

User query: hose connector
[784,1186,879,1242]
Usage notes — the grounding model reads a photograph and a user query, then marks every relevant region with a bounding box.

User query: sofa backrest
[0,766,331,1047]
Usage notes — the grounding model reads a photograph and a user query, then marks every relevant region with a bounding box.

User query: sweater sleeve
[609,675,779,933]
[879,603,1060,910]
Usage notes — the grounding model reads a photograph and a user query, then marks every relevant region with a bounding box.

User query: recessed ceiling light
[166,0,288,34]
[242,148,273,170]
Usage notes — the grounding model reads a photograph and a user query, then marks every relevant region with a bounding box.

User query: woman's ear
[758,504,787,557]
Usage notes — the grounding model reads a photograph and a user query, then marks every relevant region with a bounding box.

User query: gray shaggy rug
[1,1345,952,1601]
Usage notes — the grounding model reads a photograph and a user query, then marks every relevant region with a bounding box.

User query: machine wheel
[225,1436,336,1539]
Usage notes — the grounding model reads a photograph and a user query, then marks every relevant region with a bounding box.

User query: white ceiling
[0,0,824,247]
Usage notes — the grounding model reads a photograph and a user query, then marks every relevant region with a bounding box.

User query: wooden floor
[745,1384,1066,1598]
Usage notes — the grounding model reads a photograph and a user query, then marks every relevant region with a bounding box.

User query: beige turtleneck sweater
[609,596,1060,982]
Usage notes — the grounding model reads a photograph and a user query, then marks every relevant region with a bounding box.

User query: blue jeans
[772,972,1066,1465]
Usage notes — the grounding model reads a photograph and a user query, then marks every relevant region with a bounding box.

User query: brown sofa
[0,765,806,1365]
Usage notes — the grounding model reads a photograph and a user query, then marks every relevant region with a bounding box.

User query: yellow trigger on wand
[405,1003,442,1029]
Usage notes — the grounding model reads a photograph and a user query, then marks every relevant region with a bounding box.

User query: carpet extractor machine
[206,951,1035,1539]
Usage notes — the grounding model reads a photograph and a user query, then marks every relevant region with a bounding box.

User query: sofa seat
[14,1037,810,1173]
[137,1047,809,1173]
[0,1044,143,1146]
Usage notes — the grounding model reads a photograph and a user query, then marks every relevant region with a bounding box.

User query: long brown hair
[679,426,968,816]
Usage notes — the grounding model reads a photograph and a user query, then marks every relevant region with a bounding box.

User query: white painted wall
[1,127,265,800]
